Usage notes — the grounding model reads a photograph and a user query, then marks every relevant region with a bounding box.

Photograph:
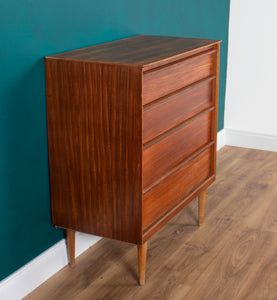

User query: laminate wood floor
[25,146,277,300]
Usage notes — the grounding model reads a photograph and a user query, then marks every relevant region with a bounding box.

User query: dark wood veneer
[45,60,142,244]
[142,147,212,230]
[143,78,214,144]
[48,35,218,69]
[142,50,215,105]
[45,35,221,285]
[143,111,212,188]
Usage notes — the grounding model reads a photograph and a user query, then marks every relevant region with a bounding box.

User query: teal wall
[0,0,230,281]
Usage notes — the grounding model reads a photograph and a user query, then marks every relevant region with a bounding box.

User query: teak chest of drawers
[45,35,221,285]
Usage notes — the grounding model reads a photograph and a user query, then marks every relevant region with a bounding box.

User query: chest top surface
[46,35,220,68]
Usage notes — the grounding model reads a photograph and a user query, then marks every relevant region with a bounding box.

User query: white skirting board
[217,129,226,151]
[225,129,277,152]
[0,129,227,300]
[0,233,101,300]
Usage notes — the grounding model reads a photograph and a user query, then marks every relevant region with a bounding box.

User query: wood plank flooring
[25,146,277,300]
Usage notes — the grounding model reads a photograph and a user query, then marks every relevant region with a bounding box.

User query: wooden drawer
[143,50,215,105]
[143,79,214,144]
[142,111,212,188]
[142,147,212,230]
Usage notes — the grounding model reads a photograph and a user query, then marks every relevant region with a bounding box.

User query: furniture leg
[137,242,147,285]
[66,229,75,266]
[198,190,207,226]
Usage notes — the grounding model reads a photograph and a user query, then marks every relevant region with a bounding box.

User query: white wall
[225,0,277,137]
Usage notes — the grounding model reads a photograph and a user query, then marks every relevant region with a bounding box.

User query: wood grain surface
[45,36,221,285]
[66,230,75,266]
[142,50,215,105]
[198,190,206,225]
[142,111,212,188]
[45,37,220,248]
[142,147,212,230]
[137,243,147,286]
[143,78,214,144]
[45,59,142,244]
[211,43,220,176]
[25,146,277,300]
[46,35,219,71]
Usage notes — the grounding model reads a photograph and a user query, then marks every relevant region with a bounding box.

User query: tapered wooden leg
[137,242,147,285]
[66,229,75,266]
[198,190,207,226]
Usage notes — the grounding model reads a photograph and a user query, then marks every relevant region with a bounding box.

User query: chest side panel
[45,59,142,244]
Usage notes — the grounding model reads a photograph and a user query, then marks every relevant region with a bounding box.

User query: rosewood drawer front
[142,111,212,189]
[143,79,214,144]
[143,50,215,105]
[142,147,212,230]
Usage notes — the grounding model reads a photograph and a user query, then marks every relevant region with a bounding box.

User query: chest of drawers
[45,35,220,285]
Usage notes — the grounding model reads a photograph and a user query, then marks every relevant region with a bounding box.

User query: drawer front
[143,79,214,144]
[142,147,212,230]
[143,111,212,188]
[143,50,215,105]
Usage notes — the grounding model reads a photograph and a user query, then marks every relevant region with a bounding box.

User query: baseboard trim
[217,129,226,151]
[225,129,277,152]
[0,232,101,300]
